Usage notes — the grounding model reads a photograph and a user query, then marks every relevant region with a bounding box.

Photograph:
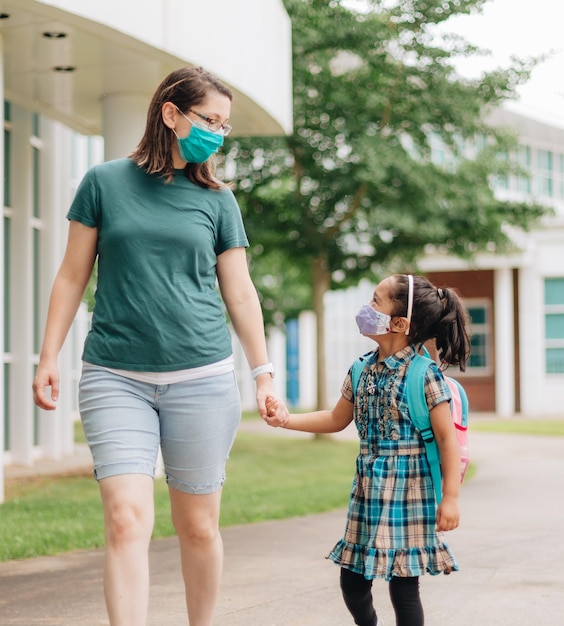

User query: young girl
[266,273,470,626]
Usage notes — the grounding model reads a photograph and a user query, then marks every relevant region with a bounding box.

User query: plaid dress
[328,345,459,581]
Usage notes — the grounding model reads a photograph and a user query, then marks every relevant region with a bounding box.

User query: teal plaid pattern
[329,346,459,581]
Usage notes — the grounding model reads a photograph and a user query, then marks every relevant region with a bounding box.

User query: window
[3,101,11,450]
[517,145,531,194]
[3,216,9,352]
[32,147,40,218]
[536,149,553,198]
[33,229,41,353]
[430,133,447,167]
[545,278,564,374]
[464,300,491,374]
[4,109,10,207]
[30,114,43,446]
[3,363,9,451]
[3,218,9,450]
[493,150,509,190]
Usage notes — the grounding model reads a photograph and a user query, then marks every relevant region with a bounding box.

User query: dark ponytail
[391,275,471,371]
[434,286,471,370]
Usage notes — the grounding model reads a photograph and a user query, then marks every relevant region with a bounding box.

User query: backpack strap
[405,354,443,505]
[448,376,469,429]
[350,351,374,399]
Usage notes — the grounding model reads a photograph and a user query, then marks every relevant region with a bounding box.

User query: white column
[37,120,75,459]
[267,326,287,403]
[494,267,515,416]
[518,266,544,415]
[0,33,5,502]
[101,94,150,162]
[9,107,34,465]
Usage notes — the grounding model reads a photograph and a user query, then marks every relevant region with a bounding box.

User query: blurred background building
[3,0,564,503]
[279,109,564,419]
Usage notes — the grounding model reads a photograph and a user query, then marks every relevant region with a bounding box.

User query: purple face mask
[355,303,391,336]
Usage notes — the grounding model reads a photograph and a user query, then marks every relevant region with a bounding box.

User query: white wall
[324,280,376,406]
[519,222,564,415]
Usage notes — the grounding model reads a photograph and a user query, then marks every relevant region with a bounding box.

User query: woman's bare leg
[169,487,223,626]
[99,474,155,626]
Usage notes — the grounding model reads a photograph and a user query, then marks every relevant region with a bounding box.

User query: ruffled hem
[327,539,459,582]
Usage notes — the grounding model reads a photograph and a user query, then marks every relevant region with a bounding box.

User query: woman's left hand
[264,395,289,427]
[255,377,288,425]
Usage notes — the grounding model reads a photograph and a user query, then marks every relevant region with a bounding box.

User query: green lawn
[1,430,358,561]
[471,417,564,436]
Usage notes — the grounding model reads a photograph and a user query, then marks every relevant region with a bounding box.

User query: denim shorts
[78,364,241,494]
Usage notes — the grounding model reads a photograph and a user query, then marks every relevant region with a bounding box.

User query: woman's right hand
[32,359,60,410]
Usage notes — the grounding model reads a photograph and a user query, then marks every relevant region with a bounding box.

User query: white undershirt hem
[83,355,235,385]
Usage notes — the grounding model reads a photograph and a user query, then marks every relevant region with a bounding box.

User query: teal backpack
[350,349,469,505]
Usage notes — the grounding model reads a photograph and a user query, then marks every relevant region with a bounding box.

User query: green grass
[471,417,564,436]
[221,432,357,526]
[1,429,357,562]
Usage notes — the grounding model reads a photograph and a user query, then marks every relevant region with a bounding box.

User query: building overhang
[0,0,293,137]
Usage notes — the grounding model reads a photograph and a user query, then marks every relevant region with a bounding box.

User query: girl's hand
[435,495,460,532]
[255,376,282,420]
[264,396,289,427]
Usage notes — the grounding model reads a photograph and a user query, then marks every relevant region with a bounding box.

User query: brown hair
[130,66,233,188]
[390,274,471,371]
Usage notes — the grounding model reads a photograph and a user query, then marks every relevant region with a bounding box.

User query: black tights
[340,568,424,626]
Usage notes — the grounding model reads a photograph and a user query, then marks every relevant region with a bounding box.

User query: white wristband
[251,363,275,379]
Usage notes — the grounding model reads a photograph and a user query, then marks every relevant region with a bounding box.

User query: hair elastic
[405,274,414,335]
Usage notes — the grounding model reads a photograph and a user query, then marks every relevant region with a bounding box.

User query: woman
[33,66,286,626]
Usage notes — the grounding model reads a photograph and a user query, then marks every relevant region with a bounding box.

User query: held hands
[264,396,289,428]
[435,495,460,532]
[254,374,289,426]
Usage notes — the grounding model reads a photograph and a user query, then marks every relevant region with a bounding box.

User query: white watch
[251,363,275,379]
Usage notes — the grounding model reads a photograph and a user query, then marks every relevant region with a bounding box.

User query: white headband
[405,274,413,335]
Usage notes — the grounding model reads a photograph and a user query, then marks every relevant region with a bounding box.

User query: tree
[226,0,547,408]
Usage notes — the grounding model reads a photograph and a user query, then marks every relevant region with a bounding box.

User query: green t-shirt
[67,158,249,371]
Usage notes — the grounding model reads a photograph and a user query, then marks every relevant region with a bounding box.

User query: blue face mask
[355,303,391,336]
[176,124,224,163]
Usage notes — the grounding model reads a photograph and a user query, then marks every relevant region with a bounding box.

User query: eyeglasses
[176,105,232,136]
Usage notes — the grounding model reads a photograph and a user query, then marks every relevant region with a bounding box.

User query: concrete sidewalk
[1,427,563,625]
